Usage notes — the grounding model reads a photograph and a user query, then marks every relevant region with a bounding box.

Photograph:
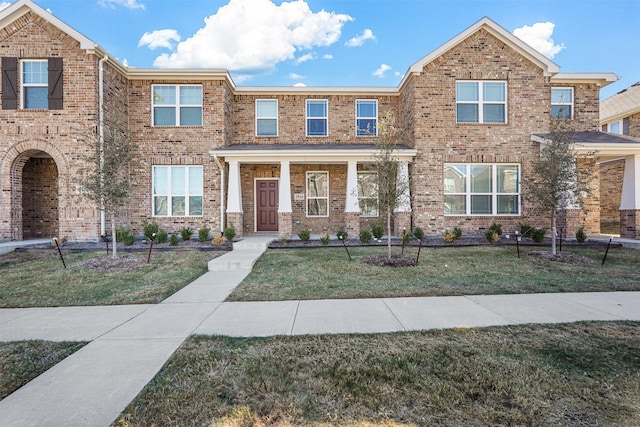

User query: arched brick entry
[21,153,59,239]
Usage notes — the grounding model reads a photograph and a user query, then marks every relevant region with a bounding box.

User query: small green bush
[320,232,330,245]
[116,228,135,245]
[485,230,500,243]
[115,228,127,243]
[142,220,159,241]
[156,229,168,244]
[443,231,456,244]
[452,226,462,239]
[519,222,534,237]
[488,223,502,236]
[413,227,424,241]
[336,229,348,240]
[198,227,211,242]
[180,227,194,241]
[278,236,287,244]
[359,229,372,243]
[169,233,180,246]
[298,229,311,241]
[576,227,587,244]
[224,226,236,241]
[400,229,412,244]
[531,228,546,243]
[371,223,384,240]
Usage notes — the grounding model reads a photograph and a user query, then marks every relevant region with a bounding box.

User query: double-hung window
[357,171,378,216]
[306,99,328,136]
[444,164,520,215]
[551,87,573,119]
[306,171,329,216]
[356,100,377,136]
[152,85,202,126]
[456,81,507,123]
[603,120,622,134]
[256,99,278,136]
[22,60,48,109]
[153,166,203,217]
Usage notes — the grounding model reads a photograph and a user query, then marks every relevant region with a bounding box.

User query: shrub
[224,226,236,241]
[413,227,424,241]
[156,229,168,243]
[336,229,348,240]
[198,227,211,242]
[169,233,180,246]
[115,228,127,243]
[359,229,372,243]
[487,223,502,236]
[531,228,546,243]
[576,227,587,244]
[212,233,226,246]
[142,220,159,241]
[443,231,456,244]
[400,229,412,244]
[485,230,500,243]
[278,236,287,244]
[180,227,194,241]
[298,229,311,241]
[320,232,330,245]
[116,228,135,245]
[452,226,462,239]
[519,222,534,238]
[371,223,384,240]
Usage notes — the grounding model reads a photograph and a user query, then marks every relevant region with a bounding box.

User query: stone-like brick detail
[226,212,244,238]
[599,160,624,222]
[620,209,640,239]
[21,157,59,238]
[344,212,360,238]
[393,211,411,237]
[278,212,292,238]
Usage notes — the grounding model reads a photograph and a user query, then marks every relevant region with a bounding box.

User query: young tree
[525,123,595,255]
[369,112,411,260]
[75,117,137,258]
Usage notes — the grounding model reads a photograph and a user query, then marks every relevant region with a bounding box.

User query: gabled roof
[532,131,640,160]
[600,82,640,123]
[0,0,97,51]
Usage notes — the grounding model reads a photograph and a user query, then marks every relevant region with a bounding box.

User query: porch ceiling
[211,143,417,164]
[532,131,640,162]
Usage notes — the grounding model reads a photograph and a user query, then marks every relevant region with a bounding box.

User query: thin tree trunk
[387,208,392,261]
[551,210,557,255]
[111,212,117,258]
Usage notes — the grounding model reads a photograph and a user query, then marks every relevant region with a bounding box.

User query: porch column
[226,161,244,237]
[344,161,360,237]
[620,154,640,238]
[393,161,412,236]
[278,161,293,238]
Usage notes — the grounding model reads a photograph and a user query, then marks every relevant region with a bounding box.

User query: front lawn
[228,245,640,301]
[114,322,640,426]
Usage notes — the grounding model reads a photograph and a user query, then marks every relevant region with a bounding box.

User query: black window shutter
[2,57,18,110]
[48,57,63,110]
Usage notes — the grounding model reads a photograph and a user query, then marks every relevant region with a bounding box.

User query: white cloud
[293,82,307,87]
[0,2,11,11]
[513,22,565,59]
[323,54,333,60]
[345,28,375,47]
[149,0,352,74]
[138,29,181,50]
[98,0,145,10]
[295,52,316,64]
[372,64,391,78]
[289,73,305,80]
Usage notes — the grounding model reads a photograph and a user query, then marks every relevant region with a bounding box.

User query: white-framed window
[357,171,378,217]
[306,171,328,216]
[306,99,328,136]
[456,81,507,124]
[153,166,203,217]
[551,87,573,119]
[356,99,377,136]
[21,59,48,109]
[152,85,202,126]
[604,120,622,134]
[256,99,278,136]
[444,163,520,215]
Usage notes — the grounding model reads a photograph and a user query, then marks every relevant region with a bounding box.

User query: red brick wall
[600,160,624,222]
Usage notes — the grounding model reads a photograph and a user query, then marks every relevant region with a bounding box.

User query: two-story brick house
[2,0,639,242]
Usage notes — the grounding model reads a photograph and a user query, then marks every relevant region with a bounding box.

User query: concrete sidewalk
[0,236,639,426]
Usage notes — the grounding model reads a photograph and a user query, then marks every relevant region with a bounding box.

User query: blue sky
[3,0,638,99]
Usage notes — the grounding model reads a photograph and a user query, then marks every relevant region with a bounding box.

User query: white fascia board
[235,86,398,96]
[551,73,619,87]
[573,143,640,156]
[126,68,234,82]
[210,148,417,164]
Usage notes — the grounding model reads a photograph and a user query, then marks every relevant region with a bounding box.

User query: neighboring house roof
[532,131,640,160]
[600,82,640,123]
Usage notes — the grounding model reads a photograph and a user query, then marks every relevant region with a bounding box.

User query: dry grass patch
[114,322,640,426]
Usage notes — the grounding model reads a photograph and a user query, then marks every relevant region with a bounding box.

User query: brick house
[2,0,639,242]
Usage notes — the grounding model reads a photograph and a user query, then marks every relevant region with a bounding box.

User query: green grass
[114,322,640,426]
[228,245,640,301]
[0,340,88,399]
[0,249,221,307]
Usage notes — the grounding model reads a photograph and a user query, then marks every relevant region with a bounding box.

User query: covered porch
[211,144,417,238]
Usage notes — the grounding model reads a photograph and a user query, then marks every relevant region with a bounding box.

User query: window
[551,87,573,119]
[256,99,278,136]
[456,81,506,123]
[306,171,328,216]
[356,100,377,136]
[358,171,378,216]
[22,60,48,109]
[2,57,62,110]
[153,166,203,216]
[444,164,520,215]
[152,85,202,126]
[604,120,622,134]
[306,99,328,136]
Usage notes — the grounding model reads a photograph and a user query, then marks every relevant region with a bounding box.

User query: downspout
[214,154,225,233]
[98,55,108,237]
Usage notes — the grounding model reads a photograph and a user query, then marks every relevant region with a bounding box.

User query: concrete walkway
[0,236,639,426]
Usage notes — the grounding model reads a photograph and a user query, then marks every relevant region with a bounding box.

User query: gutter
[213,154,225,233]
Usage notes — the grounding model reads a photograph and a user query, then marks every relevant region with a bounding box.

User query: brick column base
[556,209,581,238]
[344,212,360,239]
[278,212,292,239]
[393,211,411,237]
[620,209,640,239]
[226,212,244,238]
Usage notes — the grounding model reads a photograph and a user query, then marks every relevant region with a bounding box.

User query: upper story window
[456,81,507,124]
[22,60,48,109]
[356,100,377,136]
[306,171,329,216]
[603,120,622,134]
[256,99,278,136]
[152,85,202,126]
[306,99,328,136]
[551,87,573,119]
[2,57,63,110]
[152,165,203,217]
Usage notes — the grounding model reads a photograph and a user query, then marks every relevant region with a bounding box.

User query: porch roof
[211,143,417,163]
[532,131,640,161]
